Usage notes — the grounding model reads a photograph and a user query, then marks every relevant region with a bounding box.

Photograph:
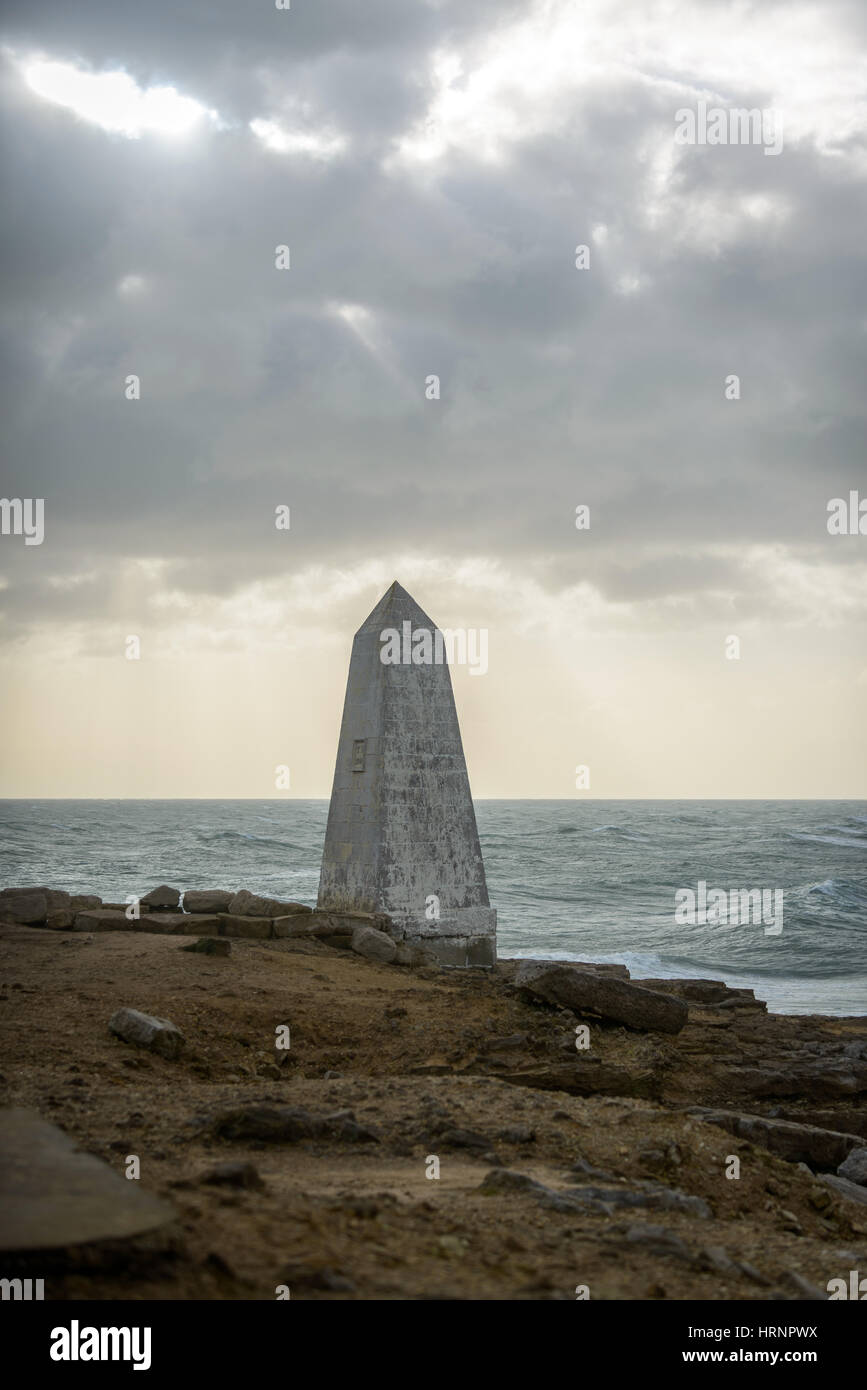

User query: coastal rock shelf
[0,884,394,944]
[1,904,866,1301]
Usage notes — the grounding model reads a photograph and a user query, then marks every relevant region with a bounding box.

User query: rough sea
[1,799,865,1016]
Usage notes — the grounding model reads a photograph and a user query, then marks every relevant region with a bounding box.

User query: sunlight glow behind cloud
[22,58,217,137]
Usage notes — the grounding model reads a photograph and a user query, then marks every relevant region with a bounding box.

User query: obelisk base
[388,907,497,969]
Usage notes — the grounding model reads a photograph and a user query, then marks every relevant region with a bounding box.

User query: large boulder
[183,889,234,914]
[70,894,102,911]
[0,887,70,925]
[515,961,688,1034]
[140,885,181,910]
[108,1007,185,1060]
[227,890,312,919]
[350,925,397,963]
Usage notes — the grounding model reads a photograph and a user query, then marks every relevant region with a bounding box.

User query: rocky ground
[1,917,866,1301]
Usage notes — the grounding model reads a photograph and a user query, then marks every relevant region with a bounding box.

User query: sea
[1,799,865,1016]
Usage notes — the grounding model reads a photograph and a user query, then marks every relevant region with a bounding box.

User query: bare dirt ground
[1,923,866,1300]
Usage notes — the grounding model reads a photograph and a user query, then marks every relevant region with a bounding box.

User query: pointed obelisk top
[355,580,435,635]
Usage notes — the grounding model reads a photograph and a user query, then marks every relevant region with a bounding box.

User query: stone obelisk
[317,581,496,967]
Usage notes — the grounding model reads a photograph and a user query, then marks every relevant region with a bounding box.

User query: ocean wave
[590,825,648,841]
[194,829,305,850]
[788,832,867,850]
[804,877,867,910]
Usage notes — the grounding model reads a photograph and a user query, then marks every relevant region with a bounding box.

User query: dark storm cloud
[1,0,865,640]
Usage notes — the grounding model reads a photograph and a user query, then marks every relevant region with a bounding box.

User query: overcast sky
[0,0,865,797]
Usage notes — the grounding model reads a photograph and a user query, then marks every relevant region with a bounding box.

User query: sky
[0,0,865,798]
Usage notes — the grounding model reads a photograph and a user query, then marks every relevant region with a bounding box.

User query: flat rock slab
[515,961,688,1034]
[0,1109,175,1253]
[183,889,234,914]
[74,910,220,935]
[692,1107,863,1169]
[227,890,312,919]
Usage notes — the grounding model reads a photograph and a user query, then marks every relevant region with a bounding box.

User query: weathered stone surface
[693,1107,863,1169]
[734,1061,867,1099]
[130,912,197,935]
[183,889,234,914]
[140,885,181,909]
[108,1007,185,1060]
[317,582,496,962]
[477,1168,708,1218]
[181,937,231,957]
[515,961,688,1034]
[351,925,398,963]
[497,958,630,982]
[0,1109,175,1252]
[74,909,134,932]
[622,1225,692,1261]
[70,894,101,911]
[45,909,75,929]
[227,889,311,919]
[0,887,70,924]
[820,1173,867,1207]
[215,914,273,939]
[272,914,317,939]
[837,1147,867,1185]
[394,940,438,967]
[497,1060,660,1100]
[73,909,223,935]
[564,1182,711,1218]
[633,977,752,1005]
[210,1104,378,1144]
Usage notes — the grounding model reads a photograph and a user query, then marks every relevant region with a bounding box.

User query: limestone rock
[0,886,70,925]
[350,925,397,963]
[0,1109,175,1253]
[819,1173,867,1207]
[74,909,135,932]
[210,1104,378,1144]
[837,1147,867,1186]
[215,914,273,939]
[140,885,181,909]
[183,889,234,913]
[108,1007,185,1060]
[497,1060,660,1100]
[45,909,75,929]
[622,1225,692,1261]
[693,1107,863,1169]
[227,889,311,919]
[130,912,203,935]
[515,961,688,1034]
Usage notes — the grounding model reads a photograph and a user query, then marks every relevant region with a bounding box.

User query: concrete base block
[408,933,497,969]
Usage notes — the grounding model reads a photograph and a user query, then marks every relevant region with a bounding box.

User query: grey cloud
[1,1,866,641]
